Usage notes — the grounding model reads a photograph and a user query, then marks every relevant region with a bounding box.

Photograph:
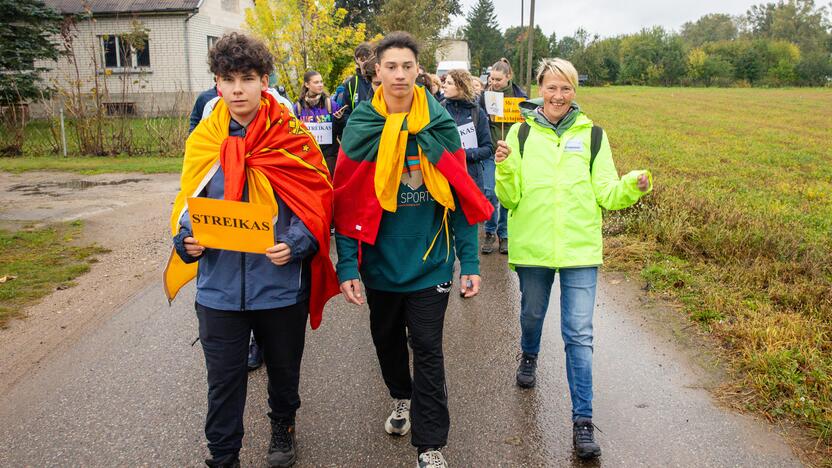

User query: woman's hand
[495,140,511,163]
[637,173,650,192]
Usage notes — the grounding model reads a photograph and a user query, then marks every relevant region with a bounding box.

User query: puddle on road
[8,178,149,197]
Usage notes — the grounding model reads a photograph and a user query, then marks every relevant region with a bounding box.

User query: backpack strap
[518,123,602,173]
[348,76,359,108]
[517,122,531,158]
[589,125,603,173]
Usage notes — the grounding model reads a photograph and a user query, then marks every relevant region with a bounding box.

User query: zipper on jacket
[240,252,246,311]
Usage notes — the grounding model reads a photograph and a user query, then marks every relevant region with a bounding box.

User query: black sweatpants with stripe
[366,283,451,451]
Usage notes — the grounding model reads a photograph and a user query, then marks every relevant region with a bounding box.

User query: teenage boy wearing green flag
[332,31,493,468]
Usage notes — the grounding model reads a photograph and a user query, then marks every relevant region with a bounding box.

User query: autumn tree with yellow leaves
[245,0,367,101]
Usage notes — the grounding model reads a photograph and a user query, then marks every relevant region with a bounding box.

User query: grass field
[576,87,831,454]
[0,156,181,174]
[0,222,108,327]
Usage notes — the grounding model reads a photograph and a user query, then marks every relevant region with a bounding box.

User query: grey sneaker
[498,237,508,254]
[515,352,537,388]
[417,450,447,468]
[573,417,602,459]
[384,398,411,435]
[481,232,496,254]
[267,418,296,467]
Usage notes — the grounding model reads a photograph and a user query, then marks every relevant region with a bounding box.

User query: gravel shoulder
[0,171,180,397]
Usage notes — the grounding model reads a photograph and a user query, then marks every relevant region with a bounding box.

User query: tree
[504,25,548,81]
[619,27,686,85]
[335,0,384,34]
[246,0,366,101]
[0,0,62,105]
[681,13,738,46]
[555,36,582,61]
[745,0,831,54]
[572,37,621,85]
[463,0,503,74]
[375,0,456,72]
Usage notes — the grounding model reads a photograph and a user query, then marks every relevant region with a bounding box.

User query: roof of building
[44,0,201,15]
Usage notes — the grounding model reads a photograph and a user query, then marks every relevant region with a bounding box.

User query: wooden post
[525,0,536,96]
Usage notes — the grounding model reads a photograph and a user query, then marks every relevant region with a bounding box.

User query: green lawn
[0,222,108,327]
[0,156,181,174]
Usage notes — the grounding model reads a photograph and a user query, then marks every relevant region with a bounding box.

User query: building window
[99,35,150,70]
[221,0,239,13]
[207,35,219,51]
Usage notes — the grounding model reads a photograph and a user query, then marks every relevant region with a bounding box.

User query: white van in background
[436,60,470,77]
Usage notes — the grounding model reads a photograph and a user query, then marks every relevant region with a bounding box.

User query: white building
[39,0,254,116]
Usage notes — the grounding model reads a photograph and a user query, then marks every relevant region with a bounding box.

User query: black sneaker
[573,417,602,459]
[498,237,508,254]
[205,455,240,468]
[267,418,297,467]
[248,335,263,371]
[515,352,537,388]
[481,232,496,254]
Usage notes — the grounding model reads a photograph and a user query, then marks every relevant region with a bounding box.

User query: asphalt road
[0,245,802,467]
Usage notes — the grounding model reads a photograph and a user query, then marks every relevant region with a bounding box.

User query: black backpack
[517,122,604,173]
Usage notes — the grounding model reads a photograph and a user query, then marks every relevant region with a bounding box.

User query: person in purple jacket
[294,71,346,176]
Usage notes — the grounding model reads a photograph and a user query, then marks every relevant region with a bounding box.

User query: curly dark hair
[208,33,274,77]
[375,31,420,62]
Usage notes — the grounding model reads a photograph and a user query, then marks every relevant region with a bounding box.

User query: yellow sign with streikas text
[188,197,274,254]
[493,97,526,123]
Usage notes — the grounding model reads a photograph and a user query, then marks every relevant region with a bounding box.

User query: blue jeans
[484,189,508,238]
[516,266,598,420]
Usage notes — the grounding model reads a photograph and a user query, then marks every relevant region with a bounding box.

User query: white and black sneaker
[417,450,447,468]
[384,398,411,435]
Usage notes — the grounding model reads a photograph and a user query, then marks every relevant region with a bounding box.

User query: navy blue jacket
[188,86,218,134]
[173,119,318,311]
[442,98,493,192]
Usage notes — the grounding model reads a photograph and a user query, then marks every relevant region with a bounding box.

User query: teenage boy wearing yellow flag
[164,33,338,468]
[333,31,493,468]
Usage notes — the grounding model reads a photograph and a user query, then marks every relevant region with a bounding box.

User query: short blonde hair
[536,58,579,89]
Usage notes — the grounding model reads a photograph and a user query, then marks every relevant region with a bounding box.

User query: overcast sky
[453,0,761,38]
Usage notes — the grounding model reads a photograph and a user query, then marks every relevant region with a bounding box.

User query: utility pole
[525,0,535,96]
[519,0,524,86]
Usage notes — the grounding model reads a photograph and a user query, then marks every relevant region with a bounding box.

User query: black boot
[267,418,297,467]
[572,417,602,459]
[481,232,496,254]
[515,352,537,388]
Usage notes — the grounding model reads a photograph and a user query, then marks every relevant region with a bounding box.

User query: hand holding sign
[183,236,205,258]
[266,242,292,266]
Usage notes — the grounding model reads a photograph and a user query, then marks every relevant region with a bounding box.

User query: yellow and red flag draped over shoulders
[164,91,339,329]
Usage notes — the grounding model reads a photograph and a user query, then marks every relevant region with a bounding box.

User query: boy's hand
[340,279,364,305]
[184,237,204,258]
[495,140,511,163]
[459,274,481,298]
[266,243,292,266]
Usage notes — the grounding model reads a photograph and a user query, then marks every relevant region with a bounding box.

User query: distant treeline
[464,0,832,87]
